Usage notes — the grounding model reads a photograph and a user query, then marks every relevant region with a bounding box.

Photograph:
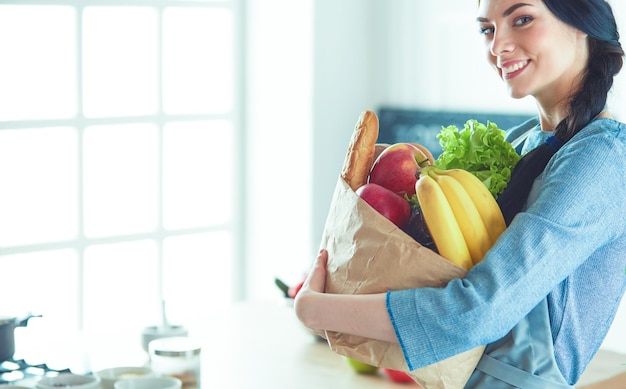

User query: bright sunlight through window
[0,0,241,341]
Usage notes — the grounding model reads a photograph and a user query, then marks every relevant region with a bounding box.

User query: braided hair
[497,0,625,224]
[545,0,624,143]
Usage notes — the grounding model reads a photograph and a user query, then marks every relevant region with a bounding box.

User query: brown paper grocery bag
[319,177,485,389]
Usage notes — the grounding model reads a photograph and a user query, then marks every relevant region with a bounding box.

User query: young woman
[295,0,626,387]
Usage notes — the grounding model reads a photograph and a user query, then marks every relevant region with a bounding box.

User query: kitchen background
[1,0,625,371]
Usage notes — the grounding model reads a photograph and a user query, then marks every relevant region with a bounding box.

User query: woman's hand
[301,248,328,294]
[294,249,328,329]
[294,249,398,343]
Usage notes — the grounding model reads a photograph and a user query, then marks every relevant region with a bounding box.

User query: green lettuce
[434,119,520,198]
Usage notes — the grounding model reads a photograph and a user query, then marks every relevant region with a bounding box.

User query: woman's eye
[514,15,533,26]
[478,26,494,35]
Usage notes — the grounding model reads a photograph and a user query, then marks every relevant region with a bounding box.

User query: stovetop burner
[0,358,72,387]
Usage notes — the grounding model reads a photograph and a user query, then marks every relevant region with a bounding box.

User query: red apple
[356,183,411,229]
[411,143,436,166]
[369,143,431,197]
[381,367,415,383]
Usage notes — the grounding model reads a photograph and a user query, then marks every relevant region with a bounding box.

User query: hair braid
[555,39,625,142]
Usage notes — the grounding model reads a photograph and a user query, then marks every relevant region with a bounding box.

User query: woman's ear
[576,29,588,40]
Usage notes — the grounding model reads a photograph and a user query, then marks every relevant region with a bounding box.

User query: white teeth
[503,61,528,74]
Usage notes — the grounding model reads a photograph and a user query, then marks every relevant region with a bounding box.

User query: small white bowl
[36,373,101,389]
[114,376,182,389]
[95,366,154,389]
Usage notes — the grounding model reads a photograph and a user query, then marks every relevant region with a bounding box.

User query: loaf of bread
[340,110,379,191]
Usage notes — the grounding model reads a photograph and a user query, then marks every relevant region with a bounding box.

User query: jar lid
[149,336,202,357]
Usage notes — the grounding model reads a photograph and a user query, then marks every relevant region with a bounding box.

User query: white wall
[245,0,314,298]
[310,0,381,253]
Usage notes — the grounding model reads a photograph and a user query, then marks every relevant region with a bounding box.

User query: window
[0,0,242,339]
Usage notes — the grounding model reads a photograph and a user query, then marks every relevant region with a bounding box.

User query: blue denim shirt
[386,118,626,384]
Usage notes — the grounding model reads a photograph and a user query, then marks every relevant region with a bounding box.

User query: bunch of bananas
[415,167,506,270]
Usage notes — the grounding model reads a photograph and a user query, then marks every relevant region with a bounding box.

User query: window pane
[162,7,234,114]
[83,7,158,117]
[163,232,232,322]
[0,5,76,120]
[0,127,78,246]
[83,240,159,332]
[83,123,159,237]
[162,120,234,230]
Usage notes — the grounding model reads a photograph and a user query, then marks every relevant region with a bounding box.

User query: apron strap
[476,353,574,389]
[510,125,535,150]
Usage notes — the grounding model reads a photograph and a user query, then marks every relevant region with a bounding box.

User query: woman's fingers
[304,249,328,293]
[294,249,329,327]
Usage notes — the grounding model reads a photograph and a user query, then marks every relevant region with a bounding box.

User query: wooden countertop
[15,301,625,388]
[86,301,420,388]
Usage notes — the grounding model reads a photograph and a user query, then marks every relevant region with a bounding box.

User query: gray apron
[465,299,574,388]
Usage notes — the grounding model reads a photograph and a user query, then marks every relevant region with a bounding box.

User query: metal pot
[0,313,41,362]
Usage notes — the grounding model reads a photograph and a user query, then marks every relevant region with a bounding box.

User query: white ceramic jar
[149,337,201,389]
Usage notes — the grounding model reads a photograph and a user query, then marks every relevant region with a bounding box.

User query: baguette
[341,110,379,191]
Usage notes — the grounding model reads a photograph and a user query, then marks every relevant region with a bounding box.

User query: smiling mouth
[502,60,529,75]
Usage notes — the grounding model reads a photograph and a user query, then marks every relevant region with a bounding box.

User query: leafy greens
[434,119,520,198]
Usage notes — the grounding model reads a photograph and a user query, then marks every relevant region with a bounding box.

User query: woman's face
[476,0,588,105]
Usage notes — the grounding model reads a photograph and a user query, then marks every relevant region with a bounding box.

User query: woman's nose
[490,30,514,57]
